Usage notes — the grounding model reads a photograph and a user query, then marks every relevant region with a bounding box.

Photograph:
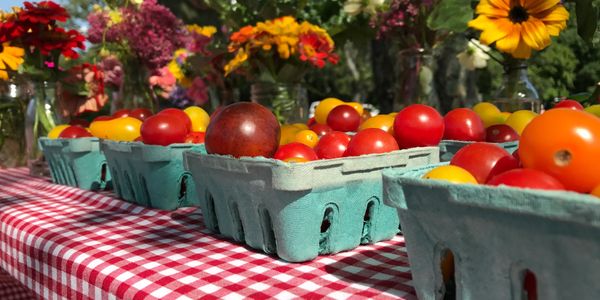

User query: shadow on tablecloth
[0,268,37,300]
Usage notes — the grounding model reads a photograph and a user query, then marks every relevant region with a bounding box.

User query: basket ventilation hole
[205,192,219,234]
[361,201,376,244]
[440,249,456,300]
[319,207,335,254]
[179,176,188,199]
[522,269,537,300]
[231,203,245,242]
[260,208,276,254]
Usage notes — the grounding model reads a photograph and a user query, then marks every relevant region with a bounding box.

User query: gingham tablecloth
[0,168,416,299]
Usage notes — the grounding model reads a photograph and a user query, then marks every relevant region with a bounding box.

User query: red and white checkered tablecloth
[0,168,416,300]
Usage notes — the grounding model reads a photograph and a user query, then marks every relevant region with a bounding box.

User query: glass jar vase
[493,59,541,113]
[251,82,308,124]
[395,48,440,111]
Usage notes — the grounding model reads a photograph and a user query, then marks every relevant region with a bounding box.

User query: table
[0,168,416,299]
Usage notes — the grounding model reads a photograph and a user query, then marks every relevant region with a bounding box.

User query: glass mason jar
[0,79,26,167]
[25,80,63,176]
[493,59,541,113]
[395,48,440,111]
[251,82,308,124]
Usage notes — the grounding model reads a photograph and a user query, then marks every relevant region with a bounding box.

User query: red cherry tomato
[58,126,92,139]
[394,104,444,149]
[93,115,116,122]
[344,128,399,157]
[314,131,351,159]
[274,142,318,162]
[134,136,143,142]
[512,148,521,167]
[307,117,316,127]
[113,109,130,118]
[158,108,192,132]
[309,123,333,137]
[185,131,205,144]
[519,108,600,193]
[443,108,485,142]
[552,99,584,110]
[129,108,153,121]
[488,169,565,191]
[450,142,519,184]
[141,114,189,146]
[326,105,361,132]
[69,118,90,127]
[485,124,519,143]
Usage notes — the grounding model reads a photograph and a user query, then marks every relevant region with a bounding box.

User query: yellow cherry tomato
[359,114,395,135]
[294,129,319,148]
[498,112,512,123]
[591,184,600,198]
[89,119,113,139]
[388,112,398,118]
[584,104,600,118]
[473,102,500,116]
[47,125,70,139]
[284,157,309,163]
[346,102,364,116]
[423,165,478,184]
[291,123,309,130]
[505,110,538,135]
[183,106,210,132]
[314,98,344,124]
[91,117,142,141]
[280,124,302,145]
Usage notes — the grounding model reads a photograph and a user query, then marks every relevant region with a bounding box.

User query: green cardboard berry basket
[39,137,111,190]
[183,147,439,262]
[383,163,600,300]
[439,140,518,161]
[101,140,205,210]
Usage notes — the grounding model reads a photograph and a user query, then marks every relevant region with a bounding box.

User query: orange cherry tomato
[519,109,600,193]
[359,114,395,135]
[294,129,319,148]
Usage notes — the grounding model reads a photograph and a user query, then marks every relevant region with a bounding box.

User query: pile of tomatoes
[425,106,600,198]
[48,106,211,146]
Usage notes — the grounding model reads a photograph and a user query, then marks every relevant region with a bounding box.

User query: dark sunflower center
[509,5,529,23]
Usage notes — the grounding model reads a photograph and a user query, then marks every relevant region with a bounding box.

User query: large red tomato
[344,128,399,157]
[552,99,584,110]
[326,105,361,132]
[443,108,486,141]
[488,169,565,191]
[485,124,519,143]
[58,126,92,138]
[314,131,351,159]
[274,142,318,162]
[450,142,519,184]
[519,108,600,193]
[158,108,192,132]
[185,131,205,144]
[141,114,189,146]
[394,104,444,149]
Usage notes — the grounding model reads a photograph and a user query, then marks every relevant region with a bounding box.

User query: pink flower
[186,77,209,106]
[149,66,176,98]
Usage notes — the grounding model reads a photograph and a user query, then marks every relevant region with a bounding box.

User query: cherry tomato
[552,99,584,110]
[69,118,90,127]
[584,104,600,117]
[423,165,478,184]
[487,169,565,191]
[346,102,364,116]
[485,124,519,143]
[473,102,503,128]
[307,117,316,127]
[443,108,486,141]
[58,126,92,139]
[394,104,444,149]
[504,110,537,135]
[93,115,116,122]
[141,114,189,146]
[210,106,224,119]
[279,124,302,145]
[274,142,318,162]
[314,98,344,124]
[314,131,351,159]
[47,125,69,139]
[129,108,153,121]
[158,108,192,132]
[106,117,142,141]
[450,142,519,184]
[184,106,210,132]
[359,114,394,135]
[344,128,399,157]
[185,131,205,144]
[134,136,143,142]
[327,105,361,132]
[309,123,333,137]
[519,108,600,193]
[591,185,600,198]
[294,130,319,148]
[512,149,521,167]
[113,109,130,118]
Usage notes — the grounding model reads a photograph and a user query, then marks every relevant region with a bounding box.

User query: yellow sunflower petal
[0,70,8,80]
[0,60,5,69]
[521,17,551,50]
[524,0,561,15]
[5,46,25,57]
[476,3,509,17]
[468,15,495,31]
[3,55,21,70]
[479,18,513,45]
[545,20,567,36]
[537,5,569,22]
[512,37,533,59]
[495,23,521,54]
[487,0,510,10]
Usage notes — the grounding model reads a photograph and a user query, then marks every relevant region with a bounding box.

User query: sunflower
[468,0,569,59]
[0,42,25,80]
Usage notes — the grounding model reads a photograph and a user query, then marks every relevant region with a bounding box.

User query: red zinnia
[298,33,339,68]
[0,15,26,43]
[25,27,85,59]
[19,1,69,25]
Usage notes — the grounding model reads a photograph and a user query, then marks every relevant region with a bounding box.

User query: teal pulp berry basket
[183,147,439,262]
[439,140,518,161]
[383,164,600,300]
[39,137,111,190]
[101,140,206,210]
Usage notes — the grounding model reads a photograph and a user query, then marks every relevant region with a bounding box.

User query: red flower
[298,33,338,68]
[19,1,69,25]
[25,27,85,59]
[0,15,26,43]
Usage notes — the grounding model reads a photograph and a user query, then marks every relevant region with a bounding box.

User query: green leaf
[575,0,599,42]
[427,0,473,32]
